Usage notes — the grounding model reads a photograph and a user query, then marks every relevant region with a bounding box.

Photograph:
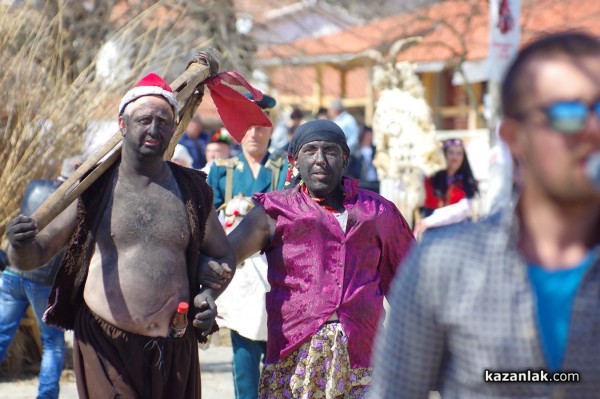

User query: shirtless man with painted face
[6,73,235,399]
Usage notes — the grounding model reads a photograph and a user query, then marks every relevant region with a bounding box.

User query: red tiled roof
[258,0,600,65]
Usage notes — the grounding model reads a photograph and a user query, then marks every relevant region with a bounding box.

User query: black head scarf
[285,120,350,187]
[288,120,350,159]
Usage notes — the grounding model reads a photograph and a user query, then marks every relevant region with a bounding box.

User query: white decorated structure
[372,62,445,226]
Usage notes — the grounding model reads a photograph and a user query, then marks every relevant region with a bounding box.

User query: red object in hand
[169,301,189,338]
[177,302,189,314]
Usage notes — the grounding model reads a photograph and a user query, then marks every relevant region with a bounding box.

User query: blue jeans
[231,329,266,399]
[0,272,65,399]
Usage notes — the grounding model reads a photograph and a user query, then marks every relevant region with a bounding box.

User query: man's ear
[118,115,126,136]
[499,117,524,160]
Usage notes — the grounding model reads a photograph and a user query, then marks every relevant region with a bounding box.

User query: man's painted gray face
[296,140,347,198]
[122,96,176,157]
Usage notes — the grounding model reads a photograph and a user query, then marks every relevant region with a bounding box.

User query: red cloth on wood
[206,71,272,142]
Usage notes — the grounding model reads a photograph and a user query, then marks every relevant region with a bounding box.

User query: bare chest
[99,179,190,248]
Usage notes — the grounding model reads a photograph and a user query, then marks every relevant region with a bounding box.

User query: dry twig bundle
[0,1,191,239]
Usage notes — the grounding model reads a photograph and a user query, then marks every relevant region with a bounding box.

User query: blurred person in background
[346,125,379,193]
[329,99,359,153]
[413,138,479,237]
[270,107,305,158]
[270,107,304,152]
[486,123,520,214]
[201,128,232,174]
[0,156,80,399]
[315,107,329,120]
[179,112,210,169]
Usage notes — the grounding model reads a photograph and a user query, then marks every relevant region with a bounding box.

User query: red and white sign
[488,0,521,82]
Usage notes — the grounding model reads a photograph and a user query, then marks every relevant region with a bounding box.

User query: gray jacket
[369,203,600,399]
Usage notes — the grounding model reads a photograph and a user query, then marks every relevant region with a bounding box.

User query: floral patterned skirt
[258,322,372,399]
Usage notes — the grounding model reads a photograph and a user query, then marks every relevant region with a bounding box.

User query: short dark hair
[290,108,304,120]
[501,30,600,118]
[359,125,373,143]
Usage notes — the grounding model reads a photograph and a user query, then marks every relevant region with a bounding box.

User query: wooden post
[422,72,435,107]
[340,68,347,99]
[365,67,375,125]
[312,64,324,115]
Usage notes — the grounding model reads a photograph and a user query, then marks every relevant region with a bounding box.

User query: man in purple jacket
[209,120,414,398]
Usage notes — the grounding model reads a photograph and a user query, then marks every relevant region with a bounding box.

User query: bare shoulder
[258,203,277,230]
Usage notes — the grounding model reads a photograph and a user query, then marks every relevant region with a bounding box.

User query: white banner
[488,0,521,82]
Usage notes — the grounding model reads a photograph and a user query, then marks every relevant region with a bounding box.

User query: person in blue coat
[178,113,210,169]
[208,93,287,210]
[207,92,287,399]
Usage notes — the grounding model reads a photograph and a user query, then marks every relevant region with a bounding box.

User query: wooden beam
[339,98,367,108]
[365,67,374,125]
[421,72,435,107]
[434,104,485,118]
[473,82,483,128]
[312,64,324,115]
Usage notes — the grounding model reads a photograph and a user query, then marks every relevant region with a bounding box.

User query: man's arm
[192,204,272,333]
[196,207,236,298]
[195,203,273,292]
[192,206,234,333]
[227,203,274,264]
[7,200,78,270]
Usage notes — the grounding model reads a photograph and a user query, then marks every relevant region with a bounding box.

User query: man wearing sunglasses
[369,31,600,398]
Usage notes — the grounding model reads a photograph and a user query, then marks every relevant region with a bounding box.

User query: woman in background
[414,138,479,237]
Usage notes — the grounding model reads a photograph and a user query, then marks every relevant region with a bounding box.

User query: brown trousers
[73,304,200,399]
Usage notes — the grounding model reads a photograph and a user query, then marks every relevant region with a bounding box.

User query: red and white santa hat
[118,73,179,116]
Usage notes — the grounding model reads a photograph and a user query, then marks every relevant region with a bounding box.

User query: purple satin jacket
[253,178,414,368]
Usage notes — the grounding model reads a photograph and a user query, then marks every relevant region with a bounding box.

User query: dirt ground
[0,329,235,399]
